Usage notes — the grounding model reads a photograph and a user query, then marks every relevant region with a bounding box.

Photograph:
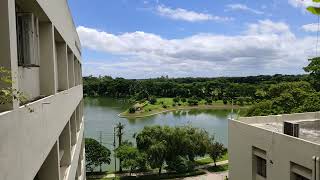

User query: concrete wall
[0,85,83,180]
[35,0,81,61]
[239,112,319,124]
[18,67,41,100]
[229,120,320,180]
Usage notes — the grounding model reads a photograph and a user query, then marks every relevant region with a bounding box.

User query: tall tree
[85,138,111,172]
[208,141,227,167]
[116,122,125,172]
[115,142,146,176]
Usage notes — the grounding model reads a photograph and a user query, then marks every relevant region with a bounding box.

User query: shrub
[188,99,198,106]
[162,105,167,108]
[178,103,182,106]
[223,98,228,105]
[167,156,194,173]
[129,107,136,114]
[173,97,180,103]
[181,98,187,103]
[149,97,157,105]
[206,98,213,104]
[172,103,176,107]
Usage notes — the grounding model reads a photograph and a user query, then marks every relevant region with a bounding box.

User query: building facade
[0,0,85,179]
[229,112,320,180]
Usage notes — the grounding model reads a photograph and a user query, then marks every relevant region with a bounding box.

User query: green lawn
[195,153,228,165]
[206,164,229,173]
[120,97,243,118]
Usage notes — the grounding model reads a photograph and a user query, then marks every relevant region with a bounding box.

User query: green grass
[120,98,242,118]
[206,164,229,173]
[195,153,228,165]
[87,170,206,180]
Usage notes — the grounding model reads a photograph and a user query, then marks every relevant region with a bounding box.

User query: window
[16,13,40,66]
[256,156,267,177]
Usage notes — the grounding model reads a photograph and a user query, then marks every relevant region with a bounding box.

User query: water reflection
[84,97,231,171]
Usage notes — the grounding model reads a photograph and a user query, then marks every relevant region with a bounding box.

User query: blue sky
[68,0,320,78]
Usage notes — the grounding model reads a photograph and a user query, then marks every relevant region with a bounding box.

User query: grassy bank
[195,153,228,165]
[119,98,248,118]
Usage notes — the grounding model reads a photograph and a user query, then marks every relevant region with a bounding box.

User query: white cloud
[288,0,314,8]
[226,4,264,15]
[77,20,315,78]
[156,5,231,22]
[302,23,319,32]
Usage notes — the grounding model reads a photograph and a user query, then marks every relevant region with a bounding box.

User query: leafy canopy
[85,138,111,172]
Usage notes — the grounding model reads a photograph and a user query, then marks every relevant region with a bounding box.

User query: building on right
[229,112,320,180]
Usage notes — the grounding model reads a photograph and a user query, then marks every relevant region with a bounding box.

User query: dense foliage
[84,74,307,101]
[85,138,111,172]
[135,126,225,175]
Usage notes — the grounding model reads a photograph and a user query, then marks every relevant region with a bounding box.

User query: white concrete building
[229,112,320,180]
[0,0,85,179]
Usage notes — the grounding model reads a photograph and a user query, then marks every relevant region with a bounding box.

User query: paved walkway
[178,160,229,180]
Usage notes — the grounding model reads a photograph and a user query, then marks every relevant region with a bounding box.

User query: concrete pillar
[59,122,71,180]
[37,142,60,180]
[77,104,82,127]
[39,22,56,96]
[67,52,75,88]
[316,157,319,180]
[70,112,77,146]
[74,59,80,86]
[56,42,69,91]
[75,107,80,132]
[0,0,19,111]
[79,64,83,85]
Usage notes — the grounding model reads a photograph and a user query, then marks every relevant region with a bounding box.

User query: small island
[119,97,247,118]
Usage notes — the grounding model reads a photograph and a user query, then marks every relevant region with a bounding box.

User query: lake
[84,97,233,171]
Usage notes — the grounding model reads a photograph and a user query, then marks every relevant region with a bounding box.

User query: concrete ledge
[239,112,320,124]
[0,85,83,180]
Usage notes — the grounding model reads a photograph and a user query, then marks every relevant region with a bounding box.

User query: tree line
[84,58,320,116]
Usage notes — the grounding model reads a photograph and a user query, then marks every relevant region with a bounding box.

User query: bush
[167,156,194,173]
[223,98,228,105]
[206,98,213,104]
[237,97,245,106]
[181,98,187,103]
[162,105,167,108]
[173,97,180,103]
[172,103,176,107]
[178,103,182,106]
[129,107,136,114]
[149,97,157,105]
[188,99,198,106]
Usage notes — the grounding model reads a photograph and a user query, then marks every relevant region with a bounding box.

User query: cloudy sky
[68,0,320,78]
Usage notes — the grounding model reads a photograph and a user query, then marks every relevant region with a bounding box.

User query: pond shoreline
[118,104,244,118]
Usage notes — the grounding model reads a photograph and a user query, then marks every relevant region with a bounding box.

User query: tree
[136,126,212,175]
[116,122,125,172]
[115,142,147,176]
[208,141,227,167]
[85,138,111,172]
[304,57,320,91]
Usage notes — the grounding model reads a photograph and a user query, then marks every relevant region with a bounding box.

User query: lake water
[84,97,232,171]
